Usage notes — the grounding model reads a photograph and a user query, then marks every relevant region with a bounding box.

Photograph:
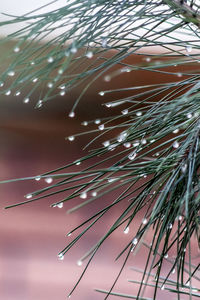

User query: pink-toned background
[0,56,199,300]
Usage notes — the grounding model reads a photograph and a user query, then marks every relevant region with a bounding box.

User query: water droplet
[172,141,179,149]
[178,215,183,221]
[142,218,148,225]
[99,91,105,96]
[168,223,173,229]
[94,119,101,124]
[14,46,20,52]
[186,45,192,53]
[108,143,118,151]
[30,61,35,65]
[25,193,32,199]
[0,81,4,87]
[132,238,138,245]
[133,141,140,147]
[117,131,128,142]
[60,90,66,96]
[121,109,128,115]
[108,177,117,183]
[32,78,38,83]
[23,98,30,104]
[71,46,77,54]
[67,232,72,237]
[68,136,75,141]
[105,103,112,108]
[141,138,147,145]
[58,68,63,74]
[98,124,104,130]
[164,253,168,258]
[45,177,53,184]
[128,151,137,161]
[59,84,65,90]
[172,268,176,274]
[57,202,63,208]
[47,56,54,63]
[181,164,187,173]
[75,160,81,165]
[124,226,129,234]
[123,142,131,148]
[47,82,53,88]
[69,111,75,118]
[186,112,192,119]
[101,37,107,48]
[136,111,142,116]
[145,57,151,62]
[58,253,64,260]
[5,90,11,96]
[37,100,43,108]
[86,51,93,59]
[121,67,131,73]
[15,91,21,96]
[173,128,179,134]
[103,140,110,147]
[92,191,97,197]
[104,75,111,82]
[80,192,87,199]
[82,121,88,126]
[7,70,15,77]
[177,72,182,77]
[35,175,41,181]
[161,285,165,290]
[77,260,83,266]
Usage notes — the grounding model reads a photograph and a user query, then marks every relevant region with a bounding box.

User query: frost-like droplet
[60,90,65,96]
[123,142,131,148]
[69,111,75,118]
[161,285,165,291]
[35,175,41,181]
[25,193,32,199]
[123,227,129,234]
[132,238,138,245]
[45,177,53,184]
[142,218,148,225]
[98,124,104,130]
[82,121,88,126]
[15,91,21,96]
[14,46,20,52]
[77,260,83,266]
[8,70,15,77]
[32,78,38,83]
[128,151,137,161]
[86,51,93,59]
[141,138,147,145]
[58,253,64,260]
[92,191,97,197]
[47,82,53,88]
[57,202,63,208]
[173,128,179,134]
[121,109,128,115]
[68,136,75,141]
[172,141,179,149]
[136,111,142,116]
[181,164,187,173]
[186,45,192,54]
[5,90,11,96]
[99,91,105,96]
[23,98,30,104]
[103,140,110,147]
[80,192,87,199]
[104,75,111,82]
[94,119,101,124]
[47,56,54,63]
[186,113,192,119]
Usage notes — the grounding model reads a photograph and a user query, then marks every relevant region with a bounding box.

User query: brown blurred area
[0,53,199,300]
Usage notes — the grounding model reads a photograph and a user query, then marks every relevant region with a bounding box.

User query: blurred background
[0,2,199,300]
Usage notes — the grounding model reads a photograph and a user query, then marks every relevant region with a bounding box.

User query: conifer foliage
[0,0,200,299]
